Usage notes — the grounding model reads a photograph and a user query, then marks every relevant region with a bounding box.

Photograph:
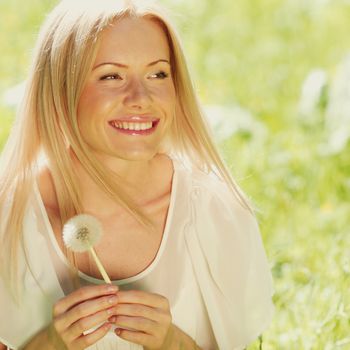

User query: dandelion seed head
[62,214,102,252]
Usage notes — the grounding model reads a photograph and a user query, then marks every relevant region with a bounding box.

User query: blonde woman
[0,0,274,349]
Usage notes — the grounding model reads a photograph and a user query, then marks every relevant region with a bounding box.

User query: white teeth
[140,124,150,130]
[111,121,154,131]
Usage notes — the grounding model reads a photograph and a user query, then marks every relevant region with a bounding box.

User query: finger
[64,306,116,341]
[53,284,119,316]
[116,290,169,310]
[56,294,119,332]
[113,315,156,334]
[109,303,161,322]
[73,322,113,349]
[116,328,154,348]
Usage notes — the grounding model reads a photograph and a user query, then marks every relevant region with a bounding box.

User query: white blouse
[0,158,274,350]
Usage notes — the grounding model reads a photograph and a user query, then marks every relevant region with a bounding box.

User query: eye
[148,71,169,80]
[99,73,122,81]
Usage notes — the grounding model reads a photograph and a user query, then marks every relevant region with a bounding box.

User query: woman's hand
[108,290,173,350]
[47,284,119,350]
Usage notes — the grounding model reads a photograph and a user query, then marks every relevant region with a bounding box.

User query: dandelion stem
[89,246,111,283]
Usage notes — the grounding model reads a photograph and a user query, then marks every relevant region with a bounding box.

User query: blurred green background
[0,0,349,349]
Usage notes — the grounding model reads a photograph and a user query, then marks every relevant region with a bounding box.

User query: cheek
[156,84,176,111]
[77,87,116,122]
[77,87,94,121]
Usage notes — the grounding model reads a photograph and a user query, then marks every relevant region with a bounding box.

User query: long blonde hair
[0,0,254,294]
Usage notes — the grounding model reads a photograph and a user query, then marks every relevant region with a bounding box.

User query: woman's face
[77,17,176,164]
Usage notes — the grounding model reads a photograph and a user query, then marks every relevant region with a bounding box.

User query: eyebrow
[93,59,170,70]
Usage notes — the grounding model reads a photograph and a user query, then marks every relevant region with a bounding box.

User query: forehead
[94,17,170,65]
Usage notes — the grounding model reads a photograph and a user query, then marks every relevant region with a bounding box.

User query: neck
[70,151,172,217]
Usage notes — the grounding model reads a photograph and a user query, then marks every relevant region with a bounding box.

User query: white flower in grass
[63,214,102,252]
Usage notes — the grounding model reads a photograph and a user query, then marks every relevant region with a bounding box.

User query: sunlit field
[1,1,349,349]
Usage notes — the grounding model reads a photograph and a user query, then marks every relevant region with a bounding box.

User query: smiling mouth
[109,120,159,135]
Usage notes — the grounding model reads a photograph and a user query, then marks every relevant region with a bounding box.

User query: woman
[0,0,274,349]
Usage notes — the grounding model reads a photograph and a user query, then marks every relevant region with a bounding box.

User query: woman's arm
[21,329,55,350]
[155,324,203,350]
[0,342,8,350]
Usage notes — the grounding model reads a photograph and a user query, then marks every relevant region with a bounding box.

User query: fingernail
[108,296,118,304]
[107,285,119,292]
[106,307,114,315]
[105,323,113,331]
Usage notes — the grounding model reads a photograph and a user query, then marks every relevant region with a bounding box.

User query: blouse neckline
[33,156,180,286]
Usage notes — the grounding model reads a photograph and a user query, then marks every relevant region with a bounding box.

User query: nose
[123,78,151,110]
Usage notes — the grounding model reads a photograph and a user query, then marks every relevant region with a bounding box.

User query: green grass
[223,125,350,349]
[1,1,349,349]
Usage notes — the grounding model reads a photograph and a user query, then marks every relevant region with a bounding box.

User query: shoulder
[191,168,229,195]
[186,166,254,218]
[175,165,263,247]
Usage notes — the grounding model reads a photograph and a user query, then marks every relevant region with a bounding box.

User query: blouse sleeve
[184,174,274,350]
[0,201,64,349]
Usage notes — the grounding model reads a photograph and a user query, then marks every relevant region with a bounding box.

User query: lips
[109,119,160,135]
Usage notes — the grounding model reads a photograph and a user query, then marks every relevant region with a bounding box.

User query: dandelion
[62,214,111,283]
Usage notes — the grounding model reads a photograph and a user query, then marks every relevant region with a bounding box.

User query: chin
[116,149,159,162]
